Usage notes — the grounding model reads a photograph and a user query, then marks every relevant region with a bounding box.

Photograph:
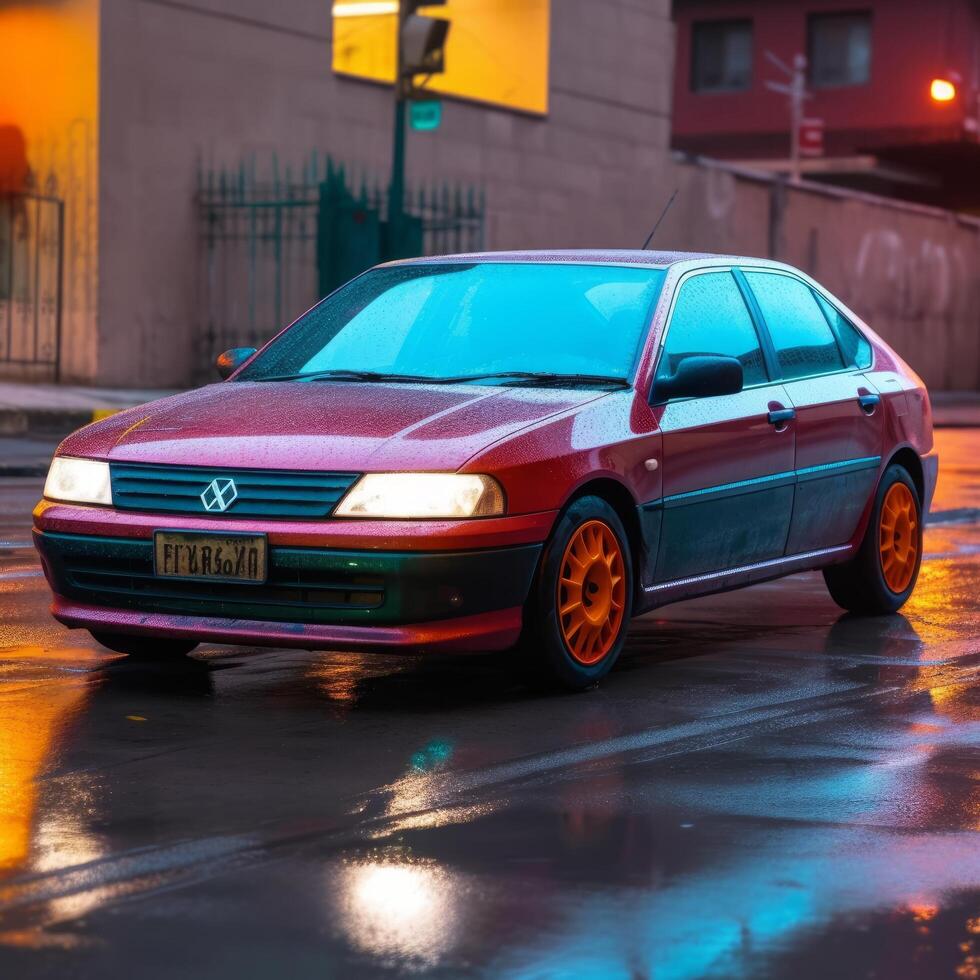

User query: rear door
[651,269,796,582]
[740,270,883,554]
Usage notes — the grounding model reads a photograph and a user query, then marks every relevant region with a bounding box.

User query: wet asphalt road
[0,430,978,979]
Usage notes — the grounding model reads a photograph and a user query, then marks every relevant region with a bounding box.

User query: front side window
[656,272,768,388]
[237,263,666,385]
[691,19,753,93]
[808,12,872,88]
[743,272,845,379]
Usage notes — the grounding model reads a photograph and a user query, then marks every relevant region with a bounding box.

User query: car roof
[380,249,746,270]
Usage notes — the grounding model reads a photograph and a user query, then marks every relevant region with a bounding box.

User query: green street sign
[410,100,443,132]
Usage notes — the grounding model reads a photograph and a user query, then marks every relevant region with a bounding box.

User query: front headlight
[43,457,113,505]
[335,473,505,519]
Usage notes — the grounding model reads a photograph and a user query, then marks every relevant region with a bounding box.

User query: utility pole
[789,54,807,184]
[766,51,811,184]
[389,1,449,235]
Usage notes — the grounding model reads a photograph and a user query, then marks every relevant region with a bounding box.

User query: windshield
[236,262,666,386]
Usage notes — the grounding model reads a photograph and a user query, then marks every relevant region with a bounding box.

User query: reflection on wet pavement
[0,432,976,977]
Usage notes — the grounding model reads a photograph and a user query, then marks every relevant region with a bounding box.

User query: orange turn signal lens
[930,78,957,102]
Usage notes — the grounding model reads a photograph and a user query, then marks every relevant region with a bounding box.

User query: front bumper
[32,505,550,652]
[46,597,526,654]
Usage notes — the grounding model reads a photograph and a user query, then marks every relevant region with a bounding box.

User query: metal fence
[196,156,485,373]
[0,192,64,379]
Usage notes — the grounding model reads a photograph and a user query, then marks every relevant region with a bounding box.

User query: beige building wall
[95,0,678,386]
[10,0,976,389]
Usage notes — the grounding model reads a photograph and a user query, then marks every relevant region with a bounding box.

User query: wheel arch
[564,477,643,587]
[885,445,925,504]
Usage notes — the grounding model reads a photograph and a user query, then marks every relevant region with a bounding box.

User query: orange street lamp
[930,77,957,102]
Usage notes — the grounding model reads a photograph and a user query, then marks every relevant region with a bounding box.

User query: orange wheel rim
[557,520,626,665]
[879,482,918,594]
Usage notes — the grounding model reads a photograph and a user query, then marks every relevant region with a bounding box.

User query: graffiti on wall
[847,228,980,323]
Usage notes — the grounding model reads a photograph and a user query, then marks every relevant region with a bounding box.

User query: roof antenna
[641,188,679,250]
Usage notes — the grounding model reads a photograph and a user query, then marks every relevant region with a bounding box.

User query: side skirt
[634,544,853,614]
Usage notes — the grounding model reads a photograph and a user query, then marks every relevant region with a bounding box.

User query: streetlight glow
[930,78,957,102]
[332,1,398,17]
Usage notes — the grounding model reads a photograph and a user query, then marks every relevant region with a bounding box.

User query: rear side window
[657,272,768,387]
[813,292,872,368]
[743,272,844,379]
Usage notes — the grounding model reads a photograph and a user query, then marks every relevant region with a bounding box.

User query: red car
[34,251,936,689]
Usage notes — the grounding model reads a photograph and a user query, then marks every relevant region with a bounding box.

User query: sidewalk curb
[0,407,120,437]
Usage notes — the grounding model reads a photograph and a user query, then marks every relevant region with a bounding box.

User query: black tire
[823,464,922,614]
[518,495,634,691]
[90,631,199,659]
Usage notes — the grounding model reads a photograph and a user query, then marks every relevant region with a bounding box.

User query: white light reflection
[333,853,465,968]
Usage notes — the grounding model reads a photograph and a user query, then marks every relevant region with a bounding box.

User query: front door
[651,270,796,582]
[741,270,884,554]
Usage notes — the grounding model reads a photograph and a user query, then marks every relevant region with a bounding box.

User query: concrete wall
[655,159,980,390]
[96,0,677,387]
[84,0,980,390]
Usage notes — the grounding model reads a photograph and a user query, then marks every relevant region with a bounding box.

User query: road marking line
[927,507,980,526]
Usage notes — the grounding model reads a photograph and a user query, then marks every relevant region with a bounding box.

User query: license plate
[154,531,267,583]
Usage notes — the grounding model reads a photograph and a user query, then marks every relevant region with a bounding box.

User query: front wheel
[90,631,199,659]
[823,464,922,614]
[518,495,633,691]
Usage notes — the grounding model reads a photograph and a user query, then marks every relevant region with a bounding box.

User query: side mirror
[215,347,257,380]
[653,355,744,403]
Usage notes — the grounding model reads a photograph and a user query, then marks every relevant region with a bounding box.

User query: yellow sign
[332,0,550,115]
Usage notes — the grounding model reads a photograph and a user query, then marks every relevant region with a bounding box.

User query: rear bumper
[33,526,543,653]
[922,449,939,514]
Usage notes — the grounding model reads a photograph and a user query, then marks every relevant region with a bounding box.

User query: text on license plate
[153,531,268,583]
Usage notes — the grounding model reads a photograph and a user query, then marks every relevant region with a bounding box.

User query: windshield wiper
[438,371,631,388]
[253,369,631,388]
[254,369,444,384]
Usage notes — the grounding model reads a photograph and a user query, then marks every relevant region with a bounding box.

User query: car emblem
[201,477,238,513]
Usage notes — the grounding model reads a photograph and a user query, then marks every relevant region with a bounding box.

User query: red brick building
[671,0,980,208]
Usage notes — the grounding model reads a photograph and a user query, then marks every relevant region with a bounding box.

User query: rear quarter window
[813,292,873,368]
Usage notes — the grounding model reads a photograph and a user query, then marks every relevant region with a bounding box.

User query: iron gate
[196,157,485,376]
[0,192,64,379]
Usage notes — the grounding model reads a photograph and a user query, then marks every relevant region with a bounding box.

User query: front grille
[59,538,385,623]
[110,463,359,518]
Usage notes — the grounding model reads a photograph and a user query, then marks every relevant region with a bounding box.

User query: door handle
[768,407,796,428]
[858,392,880,415]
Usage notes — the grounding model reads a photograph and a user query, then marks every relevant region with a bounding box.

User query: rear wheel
[823,464,922,614]
[518,495,633,691]
[90,631,199,659]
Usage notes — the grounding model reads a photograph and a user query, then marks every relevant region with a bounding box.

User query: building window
[691,19,753,93]
[808,12,872,88]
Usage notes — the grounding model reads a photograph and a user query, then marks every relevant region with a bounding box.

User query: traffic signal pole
[388,0,449,234]
[389,2,408,231]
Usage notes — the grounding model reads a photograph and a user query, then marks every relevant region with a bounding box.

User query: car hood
[59,381,607,472]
